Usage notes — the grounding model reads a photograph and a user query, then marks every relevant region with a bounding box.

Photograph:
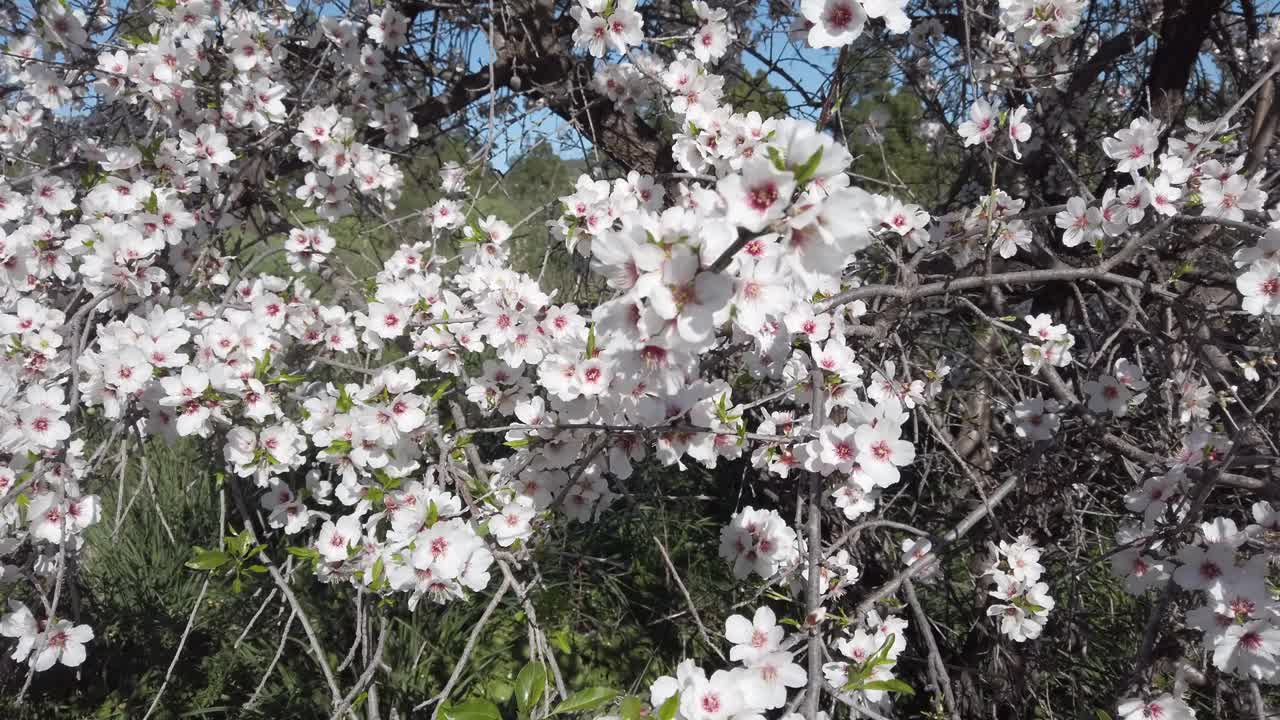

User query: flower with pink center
[724,606,783,664]
[853,422,915,487]
[1238,260,1280,316]
[719,157,796,232]
[316,513,363,563]
[800,0,867,47]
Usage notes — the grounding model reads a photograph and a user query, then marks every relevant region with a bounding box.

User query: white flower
[32,620,94,671]
[719,157,796,232]
[853,422,914,487]
[724,606,783,664]
[1113,358,1149,392]
[0,601,39,663]
[957,99,998,146]
[800,0,867,47]
[1055,196,1101,248]
[1212,620,1280,680]
[1237,260,1280,316]
[718,507,799,580]
[316,513,363,563]
[739,650,806,709]
[681,669,743,720]
[604,0,644,54]
[1007,105,1031,159]
[1102,117,1159,173]
[1083,374,1132,416]
[1117,694,1197,720]
[1011,395,1060,441]
[1201,175,1265,222]
[490,502,536,547]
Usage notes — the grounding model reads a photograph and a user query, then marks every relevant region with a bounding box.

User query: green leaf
[551,687,619,716]
[657,693,679,720]
[1094,711,1113,720]
[515,661,547,714]
[618,696,643,720]
[504,437,533,449]
[185,550,230,571]
[792,146,825,185]
[585,324,596,358]
[551,629,572,655]
[287,546,320,560]
[441,699,501,720]
[232,529,255,556]
[253,349,272,379]
[246,564,268,574]
[488,679,514,705]
[431,379,454,403]
[336,385,354,413]
[426,500,440,528]
[1012,596,1047,614]
[766,145,786,172]
[860,679,915,696]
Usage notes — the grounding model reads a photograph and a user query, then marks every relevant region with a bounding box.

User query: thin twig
[653,536,725,661]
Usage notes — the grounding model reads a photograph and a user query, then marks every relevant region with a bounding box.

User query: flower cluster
[719,507,799,580]
[981,535,1054,642]
[0,0,1277,711]
[797,0,909,49]
[997,0,1087,46]
[821,611,911,715]
[0,601,94,672]
[571,0,644,58]
[1083,357,1149,418]
[1020,313,1075,373]
[957,99,1033,159]
[652,607,807,720]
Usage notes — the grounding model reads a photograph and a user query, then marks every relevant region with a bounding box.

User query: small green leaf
[253,349,272,379]
[551,687,619,716]
[585,324,596,358]
[287,546,320,560]
[336,385,354,413]
[246,564,268,574]
[792,146,825,185]
[766,145,786,172]
[426,500,440,528]
[516,661,548,714]
[431,379,454,403]
[441,699,501,720]
[658,693,679,720]
[860,679,915,696]
[488,678,514,704]
[1094,711,1113,720]
[618,696,643,720]
[185,550,230,571]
